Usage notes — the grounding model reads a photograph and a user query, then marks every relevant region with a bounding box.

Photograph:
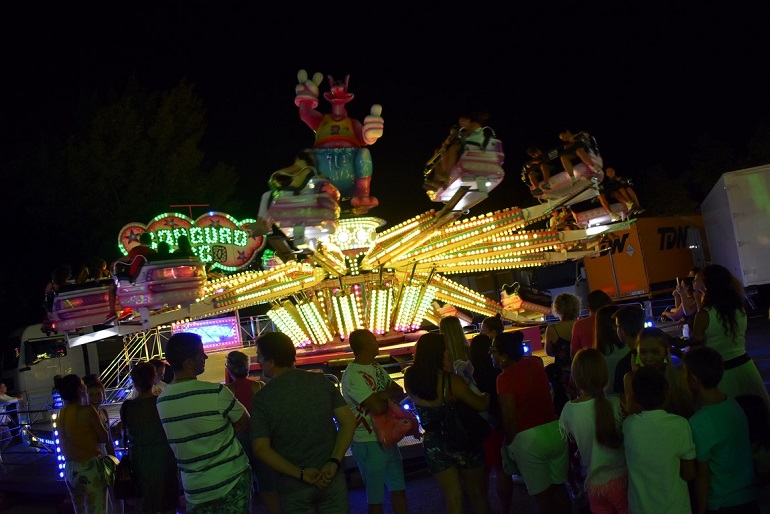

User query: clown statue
[294,69,384,215]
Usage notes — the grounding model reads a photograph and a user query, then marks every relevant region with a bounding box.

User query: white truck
[700,165,770,308]
[1,324,99,405]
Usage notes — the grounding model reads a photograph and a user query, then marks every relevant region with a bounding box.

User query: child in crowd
[560,348,628,514]
[623,366,695,513]
[623,328,694,418]
[684,347,759,513]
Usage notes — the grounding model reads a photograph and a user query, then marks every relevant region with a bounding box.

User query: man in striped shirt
[157,332,252,513]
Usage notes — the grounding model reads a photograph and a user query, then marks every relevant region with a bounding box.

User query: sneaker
[610,212,621,221]
[633,205,646,214]
[541,182,552,190]
[531,187,544,196]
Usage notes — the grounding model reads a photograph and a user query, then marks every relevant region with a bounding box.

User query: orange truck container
[583,215,707,300]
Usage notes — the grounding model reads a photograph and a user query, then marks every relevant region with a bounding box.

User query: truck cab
[1,324,99,414]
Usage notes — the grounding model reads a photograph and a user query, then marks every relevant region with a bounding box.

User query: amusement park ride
[47,69,635,356]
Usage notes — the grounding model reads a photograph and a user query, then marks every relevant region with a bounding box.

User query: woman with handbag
[404,333,491,514]
[119,362,179,514]
[83,374,122,514]
[492,331,571,514]
[58,374,110,513]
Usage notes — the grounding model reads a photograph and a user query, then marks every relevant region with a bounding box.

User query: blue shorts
[351,441,406,505]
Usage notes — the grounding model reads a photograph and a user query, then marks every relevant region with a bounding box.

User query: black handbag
[113,403,141,500]
[442,373,490,452]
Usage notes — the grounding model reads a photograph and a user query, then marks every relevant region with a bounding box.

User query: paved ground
[4,311,769,513]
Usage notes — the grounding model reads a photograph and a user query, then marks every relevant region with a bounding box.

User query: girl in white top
[560,348,628,514]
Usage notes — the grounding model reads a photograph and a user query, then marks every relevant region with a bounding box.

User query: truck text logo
[600,234,629,255]
[599,225,691,255]
[657,226,690,251]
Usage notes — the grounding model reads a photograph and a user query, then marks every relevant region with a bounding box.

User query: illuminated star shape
[165,218,179,229]
[237,251,248,261]
[208,218,222,229]
[124,230,141,243]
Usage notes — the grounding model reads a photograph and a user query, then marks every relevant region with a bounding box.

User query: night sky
[1,3,768,331]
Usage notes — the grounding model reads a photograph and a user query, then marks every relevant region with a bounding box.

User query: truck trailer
[583,215,707,300]
[700,165,770,292]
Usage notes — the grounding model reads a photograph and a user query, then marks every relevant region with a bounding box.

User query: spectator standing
[83,371,121,513]
[559,348,628,514]
[250,332,355,513]
[0,381,22,464]
[545,293,581,399]
[611,306,646,398]
[692,264,770,411]
[120,362,179,514]
[440,315,475,387]
[224,351,279,514]
[57,374,110,514]
[341,329,408,514]
[83,374,116,457]
[480,313,504,342]
[156,333,252,514]
[126,358,168,400]
[684,347,760,513]
[623,366,695,514]
[468,333,512,513]
[404,333,490,514]
[571,290,613,359]
[593,304,624,397]
[493,331,570,514]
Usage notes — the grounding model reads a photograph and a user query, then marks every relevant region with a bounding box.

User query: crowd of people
[540,264,769,513]
[50,263,770,514]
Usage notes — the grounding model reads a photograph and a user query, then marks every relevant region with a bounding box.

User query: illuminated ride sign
[172,316,242,353]
[118,211,266,272]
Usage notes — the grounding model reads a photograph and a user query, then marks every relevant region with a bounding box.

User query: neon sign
[172,316,242,352]
[117,212,266,271]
